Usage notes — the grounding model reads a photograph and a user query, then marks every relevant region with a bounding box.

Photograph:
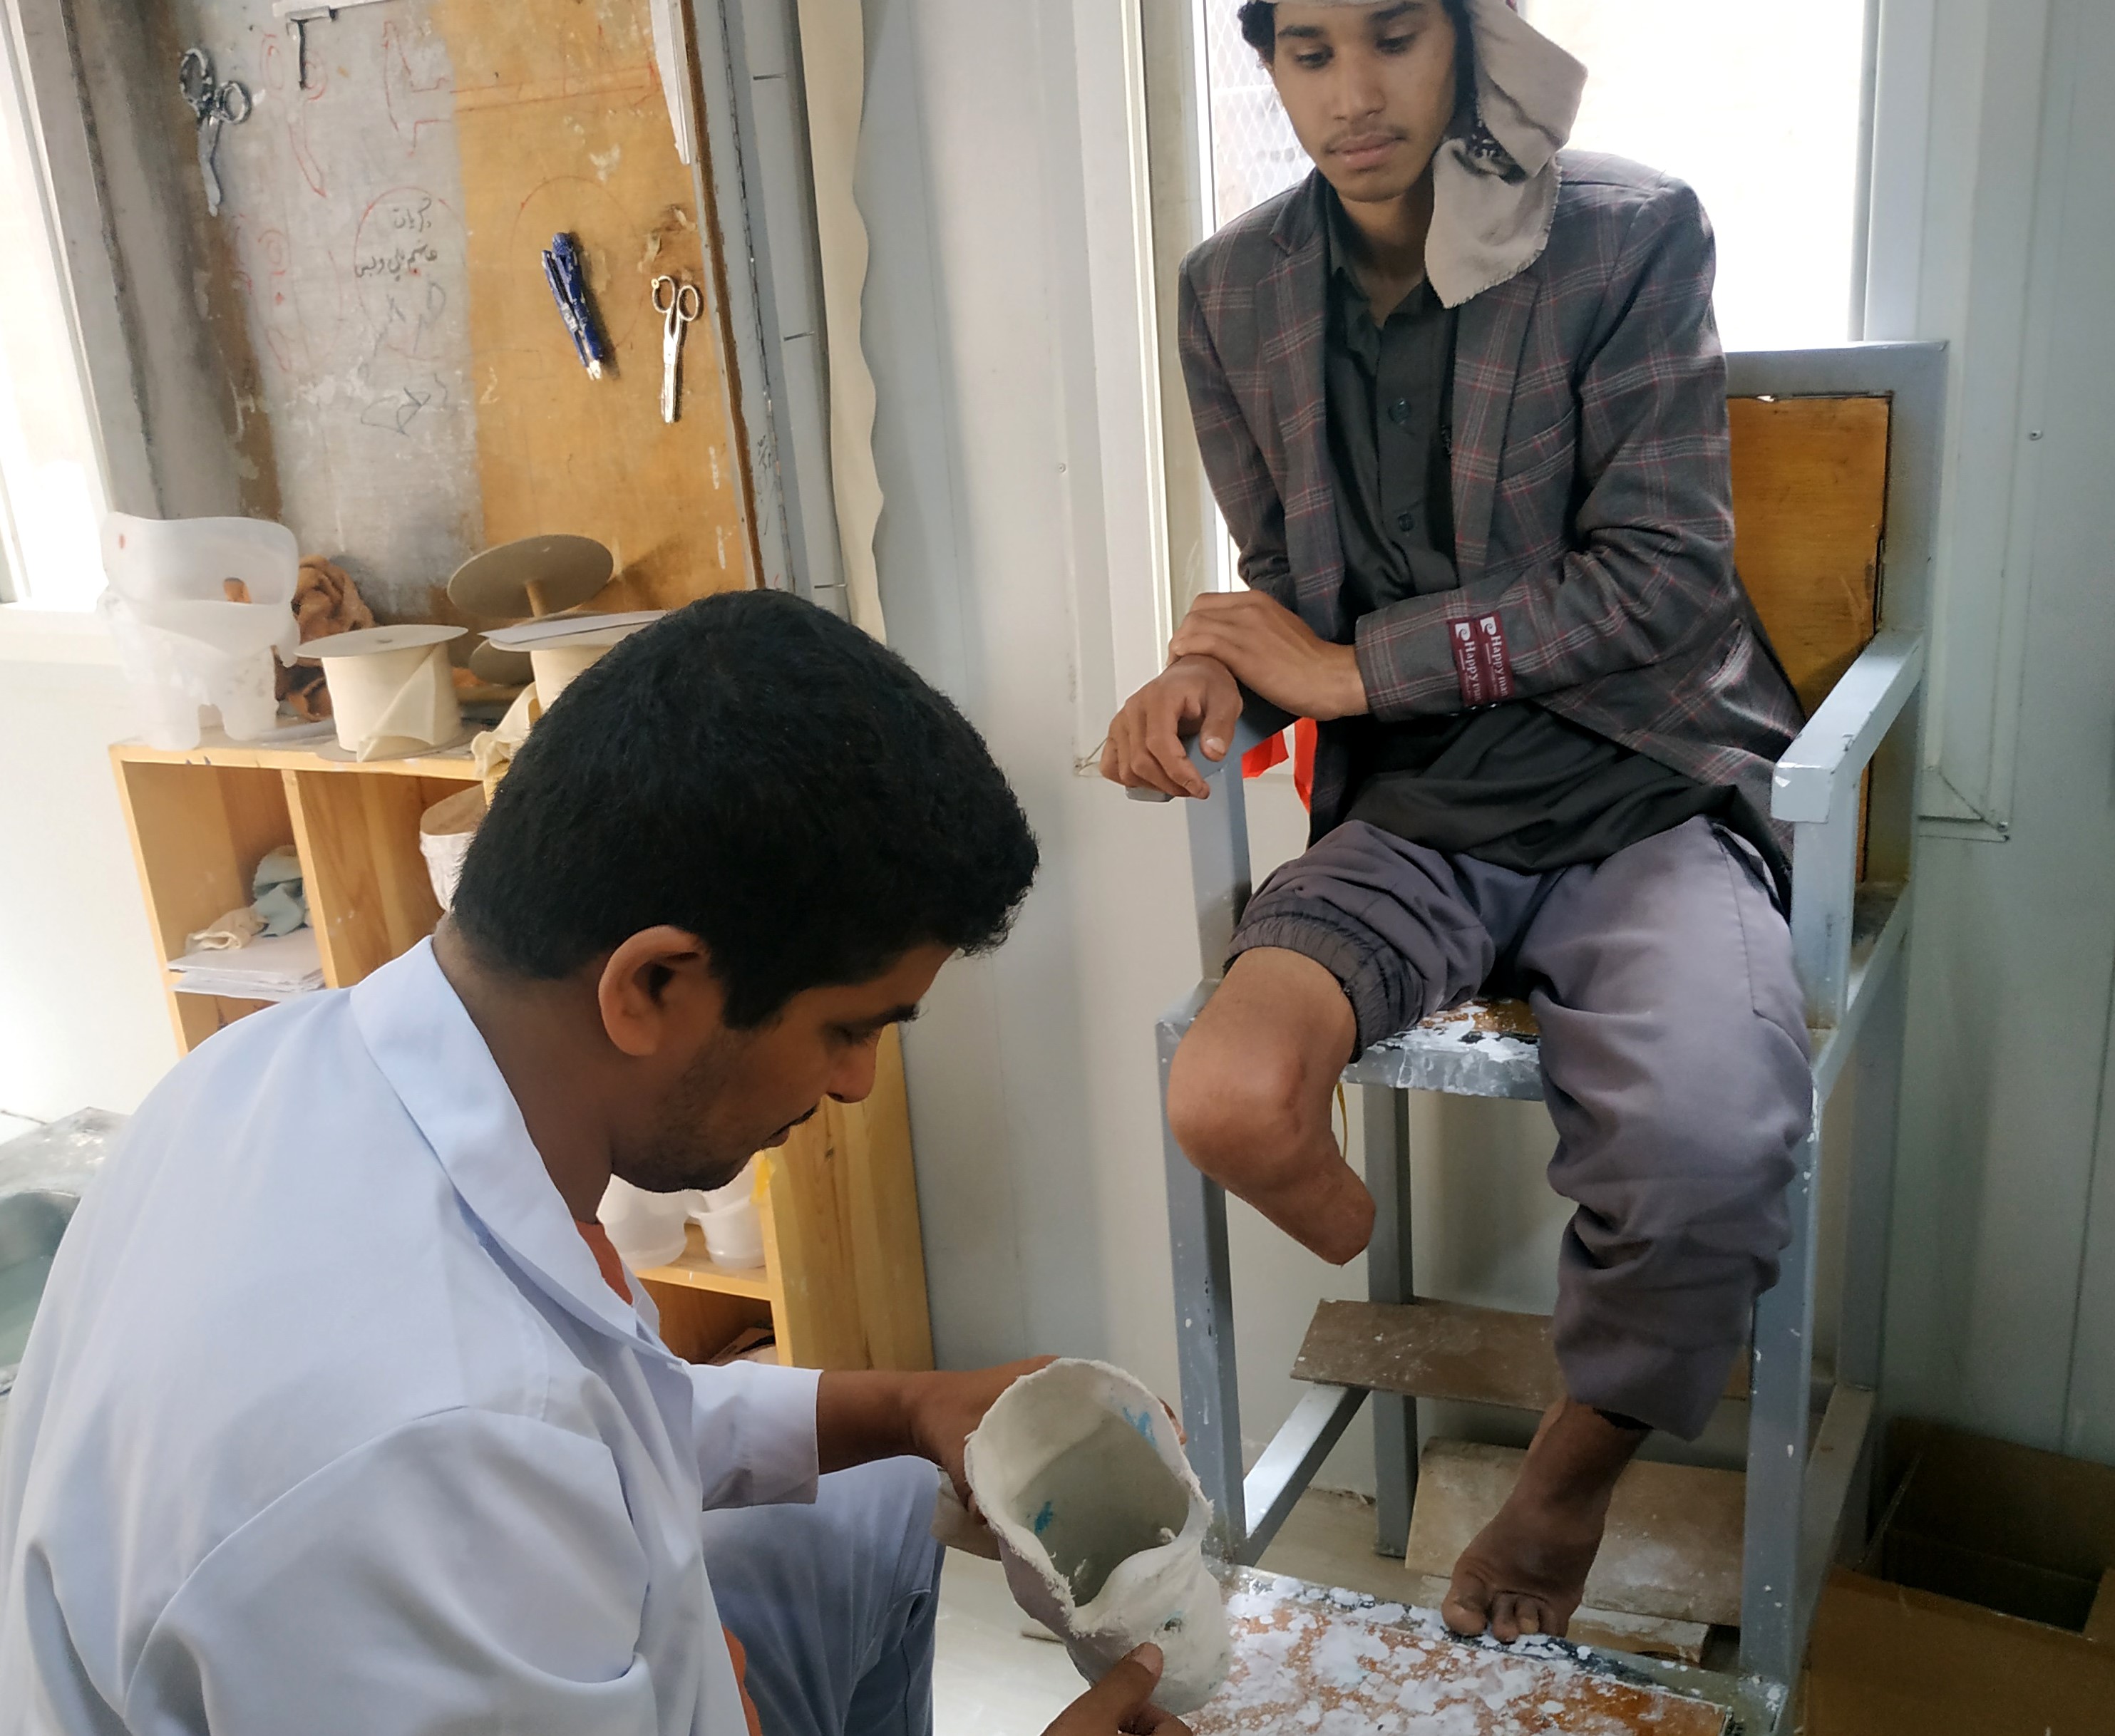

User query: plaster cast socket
[962,1358,1231,1715]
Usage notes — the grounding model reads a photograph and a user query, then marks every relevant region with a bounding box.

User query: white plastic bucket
[100,515,299,749]
[694,1197,765,1269]
[597,1177,690,1272]
[417,785,486,912]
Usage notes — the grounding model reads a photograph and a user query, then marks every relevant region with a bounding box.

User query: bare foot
[1441,1399,1648,1643]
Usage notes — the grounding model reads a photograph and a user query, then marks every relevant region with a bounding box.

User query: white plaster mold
[962,1358,1231,1715]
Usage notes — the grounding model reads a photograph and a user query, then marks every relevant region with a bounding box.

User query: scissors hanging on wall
[177,47,250,217]
[653,275,701,425]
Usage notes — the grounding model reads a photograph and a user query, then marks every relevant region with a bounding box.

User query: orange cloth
[573,1219,760,1735]
[1242,716,1319,808]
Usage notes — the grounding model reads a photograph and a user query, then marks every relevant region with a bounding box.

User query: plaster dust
[1187,1572,1727,1736]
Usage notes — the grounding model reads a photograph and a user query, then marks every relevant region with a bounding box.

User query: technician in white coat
[0,594,1187,1736]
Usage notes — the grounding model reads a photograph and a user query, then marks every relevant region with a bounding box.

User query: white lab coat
[0,940,820,1732]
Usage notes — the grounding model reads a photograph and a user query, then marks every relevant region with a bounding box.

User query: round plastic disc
[468,639,535,686]
[447,534,613,621]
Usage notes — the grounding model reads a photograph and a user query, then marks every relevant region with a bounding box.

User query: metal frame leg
[1364,1085,1416,1559]
[1840,959,1908,1393]
[1161,1010,1246,1559]
[1740,1104,1822,1683]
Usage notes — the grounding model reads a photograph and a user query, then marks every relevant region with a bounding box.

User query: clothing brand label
[1450,612,1515,707]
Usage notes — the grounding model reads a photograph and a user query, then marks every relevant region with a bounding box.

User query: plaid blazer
[1177,153,1805,843]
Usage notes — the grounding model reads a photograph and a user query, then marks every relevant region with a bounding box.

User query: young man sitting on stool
[1102,0,1810,1642]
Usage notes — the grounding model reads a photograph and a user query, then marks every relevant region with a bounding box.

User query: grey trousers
[1229,816,1812,1439]
[700,1457,944,1736]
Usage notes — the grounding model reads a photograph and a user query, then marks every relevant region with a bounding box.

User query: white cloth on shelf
[167,926,324,1001]
[0,939,821,1734]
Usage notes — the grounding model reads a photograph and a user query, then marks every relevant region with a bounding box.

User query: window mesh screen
[1204,10,1309,224]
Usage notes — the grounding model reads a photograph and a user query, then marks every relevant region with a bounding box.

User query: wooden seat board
[1293,1297,1752,1411]
[1404,1441,1748,1628]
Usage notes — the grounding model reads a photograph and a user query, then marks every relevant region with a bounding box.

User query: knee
[1166,1033,1314,1191]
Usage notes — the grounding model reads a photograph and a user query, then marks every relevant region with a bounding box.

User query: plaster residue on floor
[1186,1573,1727,1736]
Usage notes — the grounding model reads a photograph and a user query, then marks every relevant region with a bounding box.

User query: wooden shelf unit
[110,730,935,1375]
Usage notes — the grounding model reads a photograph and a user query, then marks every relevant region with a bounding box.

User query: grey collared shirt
[1323,200,1459,616]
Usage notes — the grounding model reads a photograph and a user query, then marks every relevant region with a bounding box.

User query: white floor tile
[930,1490,1399,1736]
[932,1553,1084,1736]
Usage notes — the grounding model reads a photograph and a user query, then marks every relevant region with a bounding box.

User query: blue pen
[549,233,609,377]
[540,247,595,373]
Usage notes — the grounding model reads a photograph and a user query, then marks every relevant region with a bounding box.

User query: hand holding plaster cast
[963,1359,1231,1716]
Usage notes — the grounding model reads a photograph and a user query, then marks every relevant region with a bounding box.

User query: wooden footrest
[1292,1298,1751,1412]
[1394,1571,1713,1665]
[1404,1440,1746,1627]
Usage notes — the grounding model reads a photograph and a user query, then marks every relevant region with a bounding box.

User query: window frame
[0,0,150,621]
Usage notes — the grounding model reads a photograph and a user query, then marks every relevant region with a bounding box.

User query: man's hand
[819,1360,1178,1508]
[1101,656,1242,799]
[1043,1645,1193,1736]
[818,1360,1052,1495]
[1168,591,1367,722]
[903,1357,1054,1500]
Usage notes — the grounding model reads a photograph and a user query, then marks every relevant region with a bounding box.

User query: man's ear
[596,926,724,1060]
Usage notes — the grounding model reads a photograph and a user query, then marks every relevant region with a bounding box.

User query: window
[0,11,107,611]
[1518,0,1871,350]
[1153,0,1874,619]
[1195,0,1874,351]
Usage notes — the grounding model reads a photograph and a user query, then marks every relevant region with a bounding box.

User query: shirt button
[1395,510,1417,533]
[1389,399,1411,425]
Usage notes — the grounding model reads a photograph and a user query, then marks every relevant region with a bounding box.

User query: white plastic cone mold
[962,1358,1231,1715]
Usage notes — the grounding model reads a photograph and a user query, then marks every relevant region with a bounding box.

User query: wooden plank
[1294,1298,1751,1411]
[113,735,483,780]
[110,758,294,971]
[641,1281,771,1365]
[431,0,757,609]
[168,991,279,1055]
[1191,1567,1729,1735]
[761,1113,869,1371]
[1397,1571,1712,1665]
[2084,1569,2115,1644]
[637,1221,772,1301]
[1729,395,1890,715]
[841,1028,935,1373]
[1404,1441,1747,1627]
[285,771,446,989]
[1297,1297,1565,1412]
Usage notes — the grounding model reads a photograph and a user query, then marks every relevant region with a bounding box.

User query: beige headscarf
[1298,0,1588,306]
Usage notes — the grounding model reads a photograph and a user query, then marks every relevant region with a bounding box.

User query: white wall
[0,624,179,1122]
[1877,0,2115,1462]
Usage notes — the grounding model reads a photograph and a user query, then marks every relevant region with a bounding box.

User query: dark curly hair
[1238,1,1475,69]
[451,591,1039,1027]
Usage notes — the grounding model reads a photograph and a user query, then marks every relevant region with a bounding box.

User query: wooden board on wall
[433,0,753,612]
[1729,396,1891,714]
[162,0,752,618]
